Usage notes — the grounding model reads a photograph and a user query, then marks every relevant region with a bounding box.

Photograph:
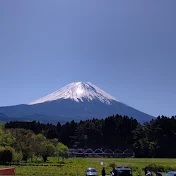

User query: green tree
[31,133,47,159]
[41,141,55,162]
[56,142,68,162]
[0,126,15,147]
[8,129,34,161]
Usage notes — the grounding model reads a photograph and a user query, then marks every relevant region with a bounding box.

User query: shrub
[109,163,116,168]
[12,151,23,163]
[144,163,176,172]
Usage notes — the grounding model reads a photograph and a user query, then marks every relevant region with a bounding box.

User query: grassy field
[1,158,176,176]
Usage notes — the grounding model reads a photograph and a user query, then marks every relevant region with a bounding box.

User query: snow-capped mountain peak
[28,82,118,105]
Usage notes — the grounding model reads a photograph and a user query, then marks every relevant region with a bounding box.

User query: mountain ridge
[0,82,154,123]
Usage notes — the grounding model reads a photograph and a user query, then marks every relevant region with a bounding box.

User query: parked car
[166,172,176,176]
[86,168,98,176]
[110,167,132,176]
[156,172,162,176]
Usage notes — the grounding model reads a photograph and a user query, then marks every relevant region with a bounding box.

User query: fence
[68,148,135,158]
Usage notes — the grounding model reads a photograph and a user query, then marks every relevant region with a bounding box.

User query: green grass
[1,158,176,176]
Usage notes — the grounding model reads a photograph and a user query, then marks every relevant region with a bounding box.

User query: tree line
[4,114,176,158]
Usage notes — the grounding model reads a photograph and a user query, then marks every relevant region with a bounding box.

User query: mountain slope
[0,82,154,123]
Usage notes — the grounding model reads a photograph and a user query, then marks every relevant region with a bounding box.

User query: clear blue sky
[0,0,176,117]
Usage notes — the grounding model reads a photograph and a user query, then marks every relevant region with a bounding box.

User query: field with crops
[0,158,176,176]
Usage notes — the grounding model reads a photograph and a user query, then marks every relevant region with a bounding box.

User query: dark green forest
[4,114,176,158]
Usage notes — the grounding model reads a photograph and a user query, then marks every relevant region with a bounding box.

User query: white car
[166,172,176,176]
[86,168,98,176]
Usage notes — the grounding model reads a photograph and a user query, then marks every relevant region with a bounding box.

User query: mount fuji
[0,82,154,123]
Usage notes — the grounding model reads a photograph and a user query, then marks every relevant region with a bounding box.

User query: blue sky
[0,0,176,117]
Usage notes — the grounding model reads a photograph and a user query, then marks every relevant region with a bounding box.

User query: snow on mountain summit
[28,82,118,105]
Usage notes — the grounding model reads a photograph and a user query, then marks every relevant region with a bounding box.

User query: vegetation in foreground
[0,124,68,164]
[1,158,176,176]
[1,115,176,175]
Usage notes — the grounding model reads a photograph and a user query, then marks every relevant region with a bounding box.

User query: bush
[144,163,176,172]
[12,151,23,163]
[109,163,116,168]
